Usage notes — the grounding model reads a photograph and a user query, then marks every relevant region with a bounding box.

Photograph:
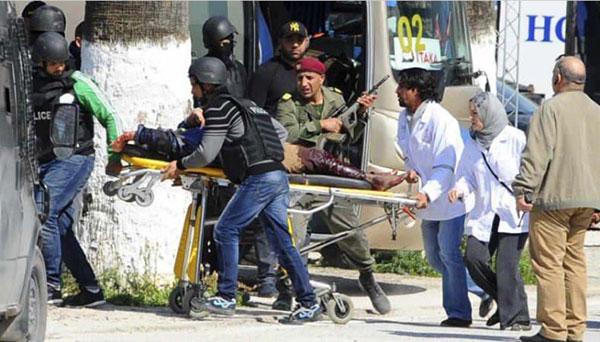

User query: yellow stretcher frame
[103,155,417,319]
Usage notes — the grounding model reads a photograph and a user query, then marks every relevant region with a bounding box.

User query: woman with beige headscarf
[449,92,531,331]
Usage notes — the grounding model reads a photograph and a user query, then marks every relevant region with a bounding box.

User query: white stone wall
[77,37,193,278]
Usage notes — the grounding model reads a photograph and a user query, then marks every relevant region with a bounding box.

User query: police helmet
[32,32,69,63]
[30,5,65,33]
[202,16,238,48]
[188,57,228,85]
[22,1,47,19]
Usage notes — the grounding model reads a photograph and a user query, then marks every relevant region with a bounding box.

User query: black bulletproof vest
[32,69,94,162]
[218,95,284,183]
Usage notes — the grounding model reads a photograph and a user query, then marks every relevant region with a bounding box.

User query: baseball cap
[281,21,308,39]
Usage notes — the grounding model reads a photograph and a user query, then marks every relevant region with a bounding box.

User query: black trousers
[464,215,530,328]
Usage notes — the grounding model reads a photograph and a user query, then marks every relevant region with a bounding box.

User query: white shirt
[396,102,474,221]
[455,126,528,242]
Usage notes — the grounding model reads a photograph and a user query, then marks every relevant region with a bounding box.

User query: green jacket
[512,90,600,211]
[72,71,123,163]
[276,87,346,146]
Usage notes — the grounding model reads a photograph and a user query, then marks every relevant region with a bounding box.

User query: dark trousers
[464,215,530,328]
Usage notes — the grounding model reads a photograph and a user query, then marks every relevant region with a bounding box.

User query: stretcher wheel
[181,286,205,314]
[117,188,136,202]
[168,287,187,314]
[135,192,154,207]
[326,294,354,324]
[103,181,118,197]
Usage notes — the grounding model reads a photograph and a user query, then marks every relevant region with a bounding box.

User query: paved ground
[46,263,600,342]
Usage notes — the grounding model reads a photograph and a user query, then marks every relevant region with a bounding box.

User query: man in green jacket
[514,56,600,342]
[32,32,122,307]
[276,57,394,315]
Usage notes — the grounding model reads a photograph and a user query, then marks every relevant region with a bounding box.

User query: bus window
[189,1,244,59]
[386,1,471,74]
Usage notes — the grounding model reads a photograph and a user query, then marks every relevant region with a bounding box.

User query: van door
[0,52,22,309]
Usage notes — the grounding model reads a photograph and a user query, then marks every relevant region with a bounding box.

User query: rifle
[316,75,390,150]
[329,75,390,133]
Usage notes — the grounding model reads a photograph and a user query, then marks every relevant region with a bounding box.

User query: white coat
[455,125,528,242]
[396,101,474,221]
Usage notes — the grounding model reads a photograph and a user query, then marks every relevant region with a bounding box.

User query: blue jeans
[213,170,316,307]
[38,154,97,290]
[467,270,489,299]
[421,215,472,320]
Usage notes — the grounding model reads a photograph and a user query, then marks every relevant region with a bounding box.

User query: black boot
[358,271,391,315]
[272,276,293,311]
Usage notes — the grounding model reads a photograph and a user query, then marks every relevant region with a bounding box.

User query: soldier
[276,57,393,315]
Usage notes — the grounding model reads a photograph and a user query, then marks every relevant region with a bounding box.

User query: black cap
[280,21,308,39]
[22,1,46,19]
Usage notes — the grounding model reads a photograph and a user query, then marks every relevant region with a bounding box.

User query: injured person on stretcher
[111,109,404,191]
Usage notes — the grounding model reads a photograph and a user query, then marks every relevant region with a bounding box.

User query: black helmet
[32,32,69,63]
[202,16,237,48]
[22,1,46,19]
[30,5,65,33]
[188,57,228,85]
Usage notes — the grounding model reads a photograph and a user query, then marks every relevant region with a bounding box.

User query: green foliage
[373,251,440,277]
[518,249,537,285]
[62,269,173,307]
[373,247,537,286]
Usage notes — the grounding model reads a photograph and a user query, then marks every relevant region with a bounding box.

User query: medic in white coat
[450,91,531,330]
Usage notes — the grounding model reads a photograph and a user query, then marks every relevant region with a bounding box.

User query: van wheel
[24,247,47,341]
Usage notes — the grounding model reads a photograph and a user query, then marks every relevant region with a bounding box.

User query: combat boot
[358,271,391,315]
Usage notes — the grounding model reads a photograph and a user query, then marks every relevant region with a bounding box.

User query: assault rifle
[329,74,390,133]
[316,75,390,150]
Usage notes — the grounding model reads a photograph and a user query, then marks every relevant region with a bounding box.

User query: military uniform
[276,87,375,272]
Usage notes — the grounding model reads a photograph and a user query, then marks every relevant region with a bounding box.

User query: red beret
[296,58,326,74]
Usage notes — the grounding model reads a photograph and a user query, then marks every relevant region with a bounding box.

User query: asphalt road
[46,265,600,342]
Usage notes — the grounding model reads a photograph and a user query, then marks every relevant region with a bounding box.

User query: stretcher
[104,153,417,324]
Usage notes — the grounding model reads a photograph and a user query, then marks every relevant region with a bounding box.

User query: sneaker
[62,289,105,308]
[189,296,236,319]
[440,317,472,327]
[279,304,322,325]
[479,296,494,318]
[47,286,63,305]
[358,271,391,314]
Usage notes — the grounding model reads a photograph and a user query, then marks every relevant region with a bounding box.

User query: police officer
[21,0,46,36]
[203,15,279,297]
[32,32,122,307]
[202,16,247,98]
[161,57,321,324]
[248,21,310,117]
[27,4,65,45]
[276,57,392,315]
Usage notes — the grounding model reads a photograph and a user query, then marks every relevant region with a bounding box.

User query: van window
[386,1,470,71]
[189,1,245,60]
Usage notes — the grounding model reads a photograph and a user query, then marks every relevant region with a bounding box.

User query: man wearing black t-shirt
[248,21,310,117]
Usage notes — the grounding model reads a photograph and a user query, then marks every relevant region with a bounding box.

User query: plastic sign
[391,14,442,70]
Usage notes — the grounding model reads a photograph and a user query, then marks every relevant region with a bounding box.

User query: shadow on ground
[310,273,426,296]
